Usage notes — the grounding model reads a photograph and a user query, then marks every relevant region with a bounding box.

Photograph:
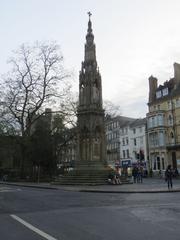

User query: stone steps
[53,169,109,185]
[53,173,131,185]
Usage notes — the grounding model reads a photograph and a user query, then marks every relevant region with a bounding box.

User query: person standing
[132,167,138,183]
[165,165,173,189]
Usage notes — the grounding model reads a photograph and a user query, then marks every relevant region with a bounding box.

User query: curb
[80,189,180,193]
[0,182,59,190]
[1,182,180,193]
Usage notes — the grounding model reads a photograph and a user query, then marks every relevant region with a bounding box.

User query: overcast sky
[1,0,180,118]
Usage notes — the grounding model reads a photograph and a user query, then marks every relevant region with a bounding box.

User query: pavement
[1,177,180,193]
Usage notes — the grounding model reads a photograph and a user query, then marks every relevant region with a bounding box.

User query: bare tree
[0,42,72,178]
[58,92,78,127]
[1,41,71,137]
[103,100,121,119]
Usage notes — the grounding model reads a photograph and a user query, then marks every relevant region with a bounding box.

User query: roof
[106,115,137,127]
[129,118,146,128]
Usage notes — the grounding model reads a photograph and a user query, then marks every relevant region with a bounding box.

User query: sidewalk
[79,178,180,193]
[1,178,180,193]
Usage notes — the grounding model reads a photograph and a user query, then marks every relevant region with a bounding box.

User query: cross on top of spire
[87,11,92,20]
[87,11,93,35]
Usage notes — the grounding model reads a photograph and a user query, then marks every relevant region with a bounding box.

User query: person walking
[132,167,138,183]
[165,165,173,189]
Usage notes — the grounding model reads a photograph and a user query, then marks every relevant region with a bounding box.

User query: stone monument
[76,12,107,168]
[57,13,109,185]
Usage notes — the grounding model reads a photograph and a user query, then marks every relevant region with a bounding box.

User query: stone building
[147,63,180,174]
[128,118,147,166]
[106,116,147,175]
[106,116,135,167]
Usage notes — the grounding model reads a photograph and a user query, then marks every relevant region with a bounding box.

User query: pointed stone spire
[79,12,102,109]
[85,12,96,63]
[87,11,93,34]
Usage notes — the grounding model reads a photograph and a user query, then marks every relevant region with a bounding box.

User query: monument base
[54,161,110,185]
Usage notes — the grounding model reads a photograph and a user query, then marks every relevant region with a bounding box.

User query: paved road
[1,183,180,240]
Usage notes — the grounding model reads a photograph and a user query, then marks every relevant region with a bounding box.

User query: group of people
[132,166,143,183]
[107,164,178,190]
[108,172,121,185]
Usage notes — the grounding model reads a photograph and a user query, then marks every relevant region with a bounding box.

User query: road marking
[0,187,13,192]
[10,214,58,240]
[0,187,22,192]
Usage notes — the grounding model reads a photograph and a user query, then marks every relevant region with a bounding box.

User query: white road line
[10,214,58,240]
[0,187,12,192]
[0,187,22,192]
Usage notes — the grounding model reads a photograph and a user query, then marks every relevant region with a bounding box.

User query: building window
[168,115,173,125]
[158,114,163,126]
[159,131,165,146]
[170,132,175,144]
[156,91,162,99]
[162,88,168,96]
[157,157,160,170]
[126,149,129,158]
[168,101,172,110]
[149,132,158,147]
[176,99,180,108]
[113,132,115,139]
[148,118,152,128]
[152,117,155,127]
[140,136,143,145]
[162,157,165,170]
[126,137,129,145]
[133,128,136,134]
[134,138,136,146]
[153,159,156,170]
[123,150,126,158]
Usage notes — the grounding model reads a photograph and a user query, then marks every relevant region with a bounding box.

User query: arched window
[170,132,174,139]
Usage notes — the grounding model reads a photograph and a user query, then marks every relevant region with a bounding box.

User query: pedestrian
[165,165,173,189]
[132,167,138,183]
[137,167,143,183]
[174,168,179,178]
[108,172,116,185]
[159,169,162,178]
[115,173,121,184]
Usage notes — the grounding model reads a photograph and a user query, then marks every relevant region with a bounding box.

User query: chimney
[148,75,157,103]
[174,62,180,88]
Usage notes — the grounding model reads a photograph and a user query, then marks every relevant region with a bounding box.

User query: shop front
[121,159,132,177]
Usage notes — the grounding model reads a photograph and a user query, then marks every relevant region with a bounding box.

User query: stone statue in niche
[80,83,85,105]
[92,80,99,103]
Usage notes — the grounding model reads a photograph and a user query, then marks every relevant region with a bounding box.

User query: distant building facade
[106,116,147,173]
[128,118,147,166]
[147,63,180,173]
[56,128,77,173]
